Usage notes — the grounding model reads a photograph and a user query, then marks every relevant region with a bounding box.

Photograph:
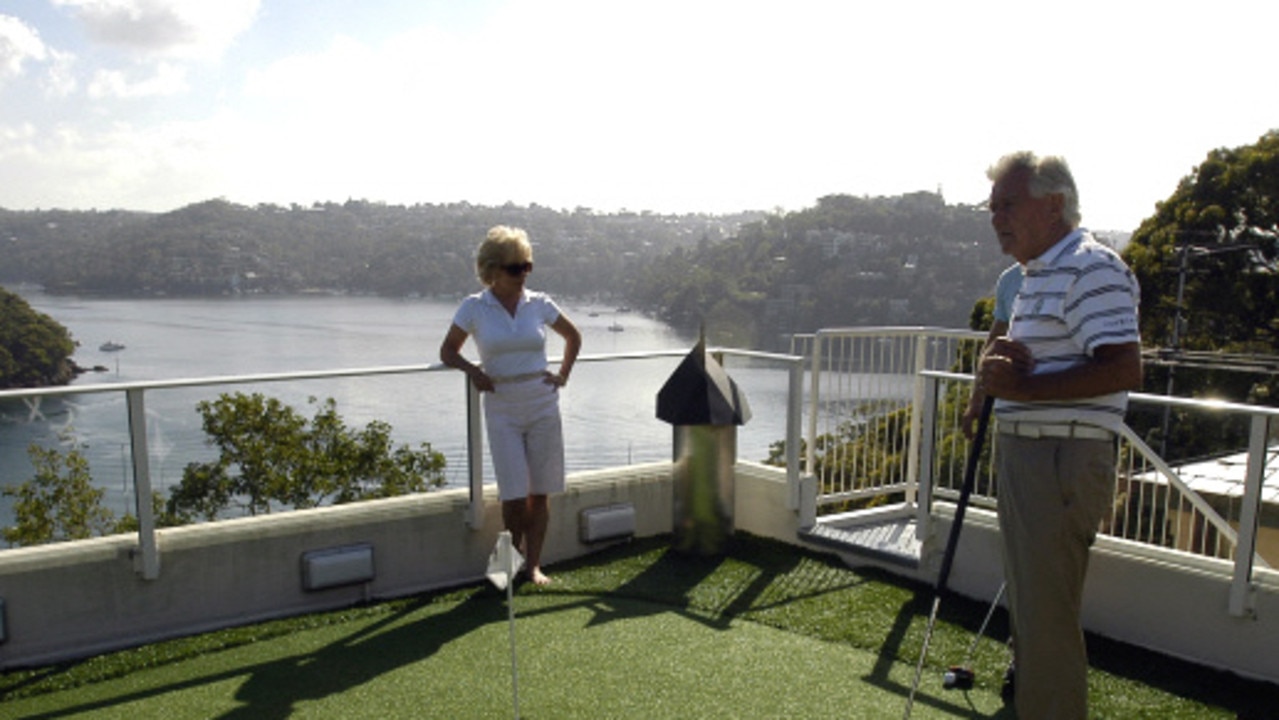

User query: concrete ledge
[925,505,1279,685]
[6,458,1276,686]
[734,461,799,543]
[0,463,679,669]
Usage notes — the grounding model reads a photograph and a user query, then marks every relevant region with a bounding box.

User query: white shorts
[483,376,565,501]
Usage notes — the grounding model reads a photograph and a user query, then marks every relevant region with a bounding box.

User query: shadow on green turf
[5,533,1278,719]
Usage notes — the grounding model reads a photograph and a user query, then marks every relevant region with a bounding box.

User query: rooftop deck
[5,533,1275,718]
[3,327,1279,717]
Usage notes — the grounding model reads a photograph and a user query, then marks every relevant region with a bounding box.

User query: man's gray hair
[987,151,1082,228]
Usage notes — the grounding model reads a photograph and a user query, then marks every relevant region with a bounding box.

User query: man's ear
[1048,192,1066,219]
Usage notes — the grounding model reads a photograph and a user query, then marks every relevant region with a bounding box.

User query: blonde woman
[440,226,581,585]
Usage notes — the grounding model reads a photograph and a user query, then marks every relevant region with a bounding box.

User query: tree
[3,442,116,546]
[1121,130,1279,457]
[167,393,447,522]
[1124,130,1279,355]
[0,287,77,388]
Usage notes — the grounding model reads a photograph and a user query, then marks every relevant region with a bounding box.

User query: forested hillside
[1,192,1041,350]
[4,131,1277,407]
[0,200,755,301]
[0,287,77,389]
[627,192,1027,347]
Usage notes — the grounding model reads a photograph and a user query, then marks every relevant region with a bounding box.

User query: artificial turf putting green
[2,533,1271,718]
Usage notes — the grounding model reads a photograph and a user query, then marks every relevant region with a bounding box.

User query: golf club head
[942,666,975,690]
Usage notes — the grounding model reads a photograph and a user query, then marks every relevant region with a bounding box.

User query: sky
[1,0,1276,233]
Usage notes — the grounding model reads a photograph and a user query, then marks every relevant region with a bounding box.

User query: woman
[439,226,581,585]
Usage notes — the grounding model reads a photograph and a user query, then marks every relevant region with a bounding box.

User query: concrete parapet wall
[3,459,1278,685]
[0,462,685,669]
[927,507,1279,685]
[733,461,800,543]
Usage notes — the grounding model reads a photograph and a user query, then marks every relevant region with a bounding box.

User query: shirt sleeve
[538,293,563,325]
[1065,252,1140,355]
[451,296,477,334]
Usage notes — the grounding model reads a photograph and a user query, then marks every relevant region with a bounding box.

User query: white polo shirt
[451,289,563,378]
[996,229,1141,432]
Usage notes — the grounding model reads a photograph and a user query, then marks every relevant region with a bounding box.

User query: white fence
[0,348,804,568]
[797,327,1279,618]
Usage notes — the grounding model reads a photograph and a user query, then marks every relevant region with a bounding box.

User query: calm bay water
[1,287,799,525]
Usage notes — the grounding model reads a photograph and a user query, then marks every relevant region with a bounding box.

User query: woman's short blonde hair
[476,226,533,286]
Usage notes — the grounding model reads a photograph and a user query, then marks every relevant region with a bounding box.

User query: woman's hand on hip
[469,368,495,393]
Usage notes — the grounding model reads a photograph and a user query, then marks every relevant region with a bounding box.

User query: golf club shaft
[962,581,1006,666]
[936,396,994,593]
[903,595,942,719]
[903,395,994,719]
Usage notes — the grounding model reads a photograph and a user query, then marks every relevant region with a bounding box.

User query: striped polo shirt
[995,229,1141,432]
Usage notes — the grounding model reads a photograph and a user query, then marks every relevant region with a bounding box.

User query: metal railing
[0,348,805,574]
[792,327,987,508]
[1,363,450,578]
[6,324,1273,616]
[796,328,1278,618]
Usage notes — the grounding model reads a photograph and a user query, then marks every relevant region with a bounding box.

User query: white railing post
[1229,412,1269,617]
[786,357,804,511]
[805,332,823,485]
[915,373,940,541]
[126,388,160,580]
[904,333,929,505]
[465,377,485,530]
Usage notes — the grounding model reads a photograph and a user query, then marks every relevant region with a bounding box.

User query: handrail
[797,329,1277,621]
[1114,423,1261,567]
[2,346,806,575]
[917,369,1273,615]
[0,363,443,399]
[0,349,710,401]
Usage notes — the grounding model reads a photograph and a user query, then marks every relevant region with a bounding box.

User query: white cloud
[3,0,1277,227]
[41,48,79,98]
[0,15,47,82]
[0,114,232,210]
[0,121,38,146]
[88,61,187,98]
[52,0,259,59]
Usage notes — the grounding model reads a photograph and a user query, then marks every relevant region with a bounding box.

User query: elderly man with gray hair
[978,152,1142,718]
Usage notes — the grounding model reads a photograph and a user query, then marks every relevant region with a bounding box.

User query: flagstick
[507,542,520,720]
[487,531,524,719]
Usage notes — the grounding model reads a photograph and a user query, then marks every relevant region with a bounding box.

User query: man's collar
[1025,228,1086,271]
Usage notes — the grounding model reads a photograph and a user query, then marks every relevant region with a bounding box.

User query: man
[977,152,1141,719]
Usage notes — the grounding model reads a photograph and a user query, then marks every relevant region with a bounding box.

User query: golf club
[903,395,993,719]
[942,580,1005,691]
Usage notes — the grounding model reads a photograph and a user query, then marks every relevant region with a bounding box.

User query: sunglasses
[502,261,533,277]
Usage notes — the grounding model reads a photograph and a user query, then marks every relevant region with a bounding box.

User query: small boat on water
[608,322,624,332]
[99,341,126,352]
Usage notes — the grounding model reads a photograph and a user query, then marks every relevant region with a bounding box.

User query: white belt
[491,371,545,384]
[999,421,1114,441]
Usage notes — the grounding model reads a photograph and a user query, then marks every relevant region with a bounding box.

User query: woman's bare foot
[529,567,551,585]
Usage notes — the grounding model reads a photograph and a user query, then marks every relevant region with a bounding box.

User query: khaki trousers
[996,434,1114,720]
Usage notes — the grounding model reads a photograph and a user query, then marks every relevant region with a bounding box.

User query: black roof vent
[656,334,751,426]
